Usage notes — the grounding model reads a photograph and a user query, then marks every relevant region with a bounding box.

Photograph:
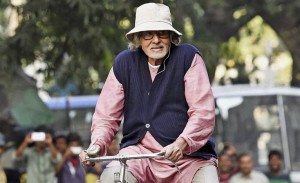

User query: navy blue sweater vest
[113,43,217,159]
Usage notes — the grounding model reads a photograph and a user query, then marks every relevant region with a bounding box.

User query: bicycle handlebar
[83,151,165,163]
[82,151,182,174]
[83,151,179,182]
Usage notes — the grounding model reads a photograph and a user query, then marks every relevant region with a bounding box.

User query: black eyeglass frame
[139,30,170,40]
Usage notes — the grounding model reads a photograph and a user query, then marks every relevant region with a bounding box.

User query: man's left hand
[161,137,188,162]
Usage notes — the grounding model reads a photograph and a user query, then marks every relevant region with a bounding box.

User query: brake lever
[165,158,182,174]
[159,151,182,174]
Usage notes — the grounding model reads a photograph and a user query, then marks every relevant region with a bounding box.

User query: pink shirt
[91,54,217,182]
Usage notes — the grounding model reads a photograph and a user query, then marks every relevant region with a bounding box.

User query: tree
[181,0,299,86]
[254,0,300,86]
[0,0,299,129]
[2,0,298,94]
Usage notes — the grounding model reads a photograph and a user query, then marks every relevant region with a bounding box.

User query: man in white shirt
[229,153,269,183]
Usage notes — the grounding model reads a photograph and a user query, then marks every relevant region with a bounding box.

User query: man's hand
[63,147,73,158]
[24,133,33,145]
[79,145,101,167]
[161,138,188,162]
[45,133,53,145]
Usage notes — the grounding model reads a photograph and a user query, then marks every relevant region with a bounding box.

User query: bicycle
[82,151,181,183]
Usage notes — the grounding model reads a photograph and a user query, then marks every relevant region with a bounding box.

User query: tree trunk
[280,29,300,87]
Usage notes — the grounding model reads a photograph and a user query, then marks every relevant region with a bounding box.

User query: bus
[44,85,300,182]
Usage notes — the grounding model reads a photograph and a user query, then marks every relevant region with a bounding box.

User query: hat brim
[126,22,182,41]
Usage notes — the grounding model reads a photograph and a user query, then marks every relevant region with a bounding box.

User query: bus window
[215,95,283,171]
[283,96,300,171]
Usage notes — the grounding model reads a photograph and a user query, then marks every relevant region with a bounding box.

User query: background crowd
[0,125,119,183]
[219,144,291,183]
[0,127,293,183]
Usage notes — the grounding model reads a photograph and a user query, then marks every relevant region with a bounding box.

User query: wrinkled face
[139,30,171,64]
[239,155,254,176]
[269,155,282,172]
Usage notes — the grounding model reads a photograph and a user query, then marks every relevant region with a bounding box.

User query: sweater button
[145,124,150,128]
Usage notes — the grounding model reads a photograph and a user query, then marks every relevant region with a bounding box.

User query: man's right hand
[24,133,33,144]
[79,145,101,167]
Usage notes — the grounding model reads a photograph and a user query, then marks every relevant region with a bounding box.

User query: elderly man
[80,3,218,183]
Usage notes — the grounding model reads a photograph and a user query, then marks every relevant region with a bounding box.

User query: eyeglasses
[140,31,170,40]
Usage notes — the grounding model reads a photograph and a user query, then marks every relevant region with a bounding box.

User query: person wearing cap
[80,3,218,183]
[0,132,7,183]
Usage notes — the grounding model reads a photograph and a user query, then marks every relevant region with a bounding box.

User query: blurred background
[0,0,300,182]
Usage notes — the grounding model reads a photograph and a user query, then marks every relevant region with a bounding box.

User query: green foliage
[216,16,292,85]
[1,0,223,94]
[1,0,137,94]
[0,0,299,96]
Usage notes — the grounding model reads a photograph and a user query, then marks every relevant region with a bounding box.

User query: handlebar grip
[86,145,101,158]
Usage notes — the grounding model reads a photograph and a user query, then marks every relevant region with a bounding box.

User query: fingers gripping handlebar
[86,145,101,157]
[82,151,182,174]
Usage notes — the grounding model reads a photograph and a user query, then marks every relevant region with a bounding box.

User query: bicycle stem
[83,151,182,182]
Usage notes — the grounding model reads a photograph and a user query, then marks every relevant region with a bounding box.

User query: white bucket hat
[126,3,182,41]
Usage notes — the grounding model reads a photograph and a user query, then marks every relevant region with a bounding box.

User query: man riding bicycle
[80,3,219,183]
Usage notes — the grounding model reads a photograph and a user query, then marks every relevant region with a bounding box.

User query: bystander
[54,134,68,155]
[229,153,269,183]
[219,153,235,183]
[56,132,85,183]
[15,126,60,183]
[223,143,239,174]
[265,150,291,183]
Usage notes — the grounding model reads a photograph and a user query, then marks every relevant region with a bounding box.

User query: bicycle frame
[83,152,179,183]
